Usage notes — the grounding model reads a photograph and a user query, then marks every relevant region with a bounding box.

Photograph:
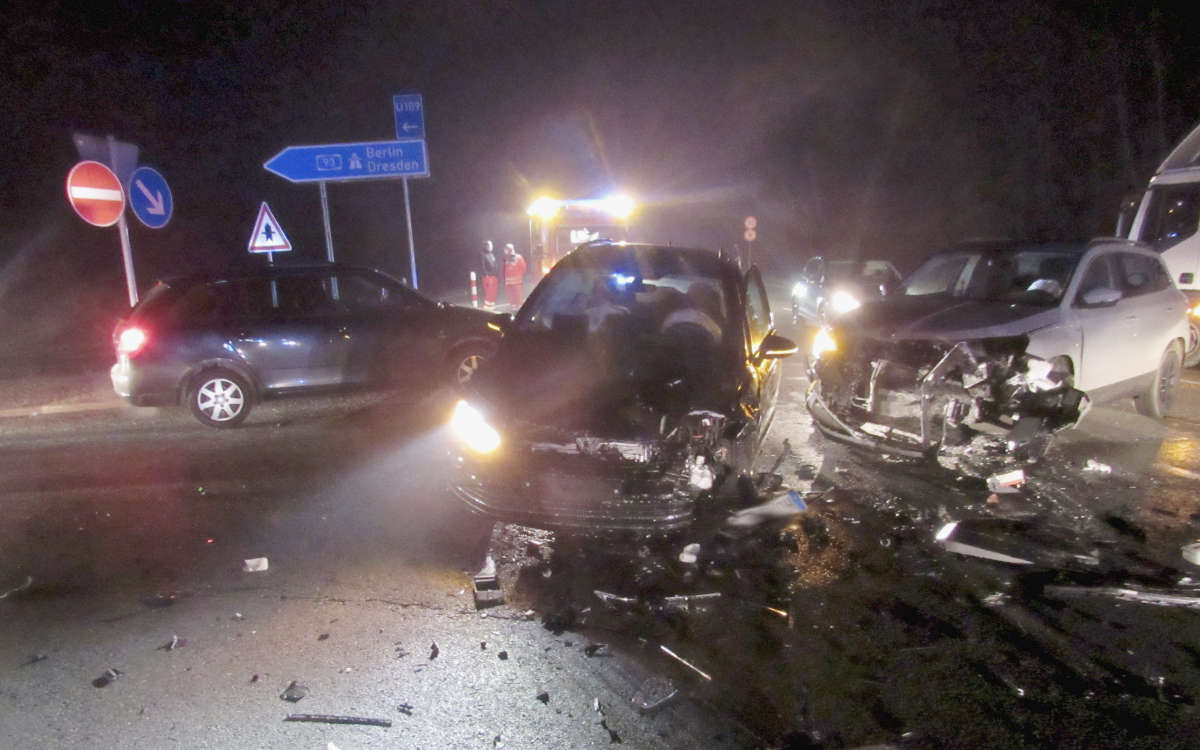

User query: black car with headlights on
[449,242,796,537]
[791,257,901,325]
[110,263,503,426]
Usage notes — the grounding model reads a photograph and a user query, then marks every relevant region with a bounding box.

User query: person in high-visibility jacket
[502,243,527,309]
[480,240,499,308]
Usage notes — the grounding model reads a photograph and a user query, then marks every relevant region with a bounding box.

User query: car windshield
[514,246,731,341]
[900,245,1083,306]
[826,260,897,283]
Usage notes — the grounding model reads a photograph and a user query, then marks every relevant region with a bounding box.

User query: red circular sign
[66,160,125,227]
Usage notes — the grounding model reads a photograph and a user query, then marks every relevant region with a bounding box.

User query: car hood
[470,331,735,439]
[844,295,1059,341]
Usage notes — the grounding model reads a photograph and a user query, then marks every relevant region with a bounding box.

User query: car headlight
[811,327,838,359]
[1190,301,1200,319]
[792,282,807,299]
[451,399,501,454]
[830,289,861,314]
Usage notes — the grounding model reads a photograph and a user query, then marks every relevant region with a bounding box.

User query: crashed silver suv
[449,242,795,536]
[807,239,1188,463]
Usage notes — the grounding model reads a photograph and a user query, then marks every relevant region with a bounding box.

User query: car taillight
[117,327,148,355]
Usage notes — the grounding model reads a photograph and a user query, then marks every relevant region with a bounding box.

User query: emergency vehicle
[526,195,635,277]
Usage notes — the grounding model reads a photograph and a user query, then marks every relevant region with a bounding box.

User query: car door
[1068,254,1142,391]
[332,270,444,385]
[1113,251,1185,374]
[742,268,783,444]
[231,274,346,390]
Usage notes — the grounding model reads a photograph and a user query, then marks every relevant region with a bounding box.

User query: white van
[1122,121,1200,365]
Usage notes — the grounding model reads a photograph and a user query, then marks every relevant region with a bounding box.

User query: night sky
[1,1,1197,351]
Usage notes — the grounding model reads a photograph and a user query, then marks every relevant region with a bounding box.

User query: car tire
[1185,320,1200,368]
[447,342,495,387]
[1134,342,1183,419]
[189,369,252,427]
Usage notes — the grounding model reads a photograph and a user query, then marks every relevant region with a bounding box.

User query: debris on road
[594,590,637,608]
[986,469,1025,494]
[659,644,712,681]
[92,667,122,688]
[279,680,308,702]
[140,593,177,608]
[317,633,330,641]
[0,575,33,600]
[473,555,505,609]
[1083,459,1112,474]
[726,489,809,528]
[536,691,550,704]
[660,593,721,615]
[284,713,393,728]
[678,542,701,565]
[22,654,48,666]
[232,612,245,621]
[584,643,610,657]
[429,642,440,660]
[157,634,184,651]
[498,650,508,660]
[1183,543,1200,566]
[242,557,269,572]
[631,675,678,713]
[600,717,623,743]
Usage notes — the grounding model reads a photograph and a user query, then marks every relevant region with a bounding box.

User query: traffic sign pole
[403,177,418,289]
[319,180,336,264]
[109,137,139,306]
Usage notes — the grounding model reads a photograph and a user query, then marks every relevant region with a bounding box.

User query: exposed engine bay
[808,335,1089,463]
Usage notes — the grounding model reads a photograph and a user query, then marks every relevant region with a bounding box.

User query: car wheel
[1185,320,1200,368]
[189,370,252,427]
[1134,342,1182,419]
[448,342,495,387]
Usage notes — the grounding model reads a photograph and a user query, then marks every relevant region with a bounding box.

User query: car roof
[155,262,403,289]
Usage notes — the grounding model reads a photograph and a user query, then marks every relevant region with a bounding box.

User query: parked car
[791,257,901,325]
[807,239,1188,464]
[110,263,503,426]
[449,242,796,537]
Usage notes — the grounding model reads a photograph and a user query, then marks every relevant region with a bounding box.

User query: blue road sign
[393,93,425,140]
[263,140,429,183]
[127,166,173,229]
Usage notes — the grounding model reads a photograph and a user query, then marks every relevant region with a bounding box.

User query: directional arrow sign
[393,93,425,140]
[247,202,292,253]
[66,160,125,227]
[263,140,429,183]
[128,166,173,229]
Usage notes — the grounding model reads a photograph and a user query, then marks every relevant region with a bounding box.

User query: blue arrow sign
[127,166,173,229]
[393,93,425,140]
[263,140,429,183]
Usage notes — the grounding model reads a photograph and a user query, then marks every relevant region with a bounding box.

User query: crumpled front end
[808,334,1088,460]
[452,408,734,536]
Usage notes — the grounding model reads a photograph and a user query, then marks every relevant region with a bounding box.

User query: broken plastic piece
[986,469,1025,494]
[280,680,308,702]
[726,490,808,528]
[157,635,183,651]
[473,556,505,609]
[92,667,122,688]
[498,650,508,660]
[1083,459,1112,474]
[536,691,550,704]
[242,557,269,572]
[660,593,721,614]
[688,456,715,490]
[659,644,712,681]
[284,714,392,728]
[631,675,678,713]
[0,575,33,600]
[429,642,439,660]
[585,643,610,657]
[678,543,700,565]
[594,590,638,608]
[1183,543,1200,567]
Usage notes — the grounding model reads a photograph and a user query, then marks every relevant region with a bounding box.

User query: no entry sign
[66,160,125,227]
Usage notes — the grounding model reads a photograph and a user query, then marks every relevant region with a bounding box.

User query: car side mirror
[758,333,798,359]
[1080,287,1122,307]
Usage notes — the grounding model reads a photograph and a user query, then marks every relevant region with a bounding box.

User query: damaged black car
[449,241,796,537]
[807,239,1188,467]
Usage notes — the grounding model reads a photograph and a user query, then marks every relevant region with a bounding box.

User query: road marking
[0,400,124,419]
[1155,462,1200,482]
[1182,376,1200,386]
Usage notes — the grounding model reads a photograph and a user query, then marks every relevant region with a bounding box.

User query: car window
[174,280,275,323]
[334,273,411,312]
[744,269,771,350]
[903,252,977,296]
[1071,256,1116,306]
[1139,184,1200,250]
[802,258,822,282]
[274,275,338,316]
[1115,252,1172,297]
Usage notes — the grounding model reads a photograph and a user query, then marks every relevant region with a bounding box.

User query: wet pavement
[3,323,1200,747]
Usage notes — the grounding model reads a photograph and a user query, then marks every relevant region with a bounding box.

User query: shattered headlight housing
[830,289,861,315]
[451,399,501,454]
[811,326,838,360]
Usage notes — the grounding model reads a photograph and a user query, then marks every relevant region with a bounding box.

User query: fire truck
[526,194,635,277]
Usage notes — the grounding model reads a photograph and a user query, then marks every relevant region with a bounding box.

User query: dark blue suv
[111,264,502,426]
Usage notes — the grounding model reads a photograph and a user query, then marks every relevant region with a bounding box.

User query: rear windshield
[128,281,182,323]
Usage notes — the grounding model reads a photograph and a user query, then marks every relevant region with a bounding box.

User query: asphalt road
[3,326,1200,748]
